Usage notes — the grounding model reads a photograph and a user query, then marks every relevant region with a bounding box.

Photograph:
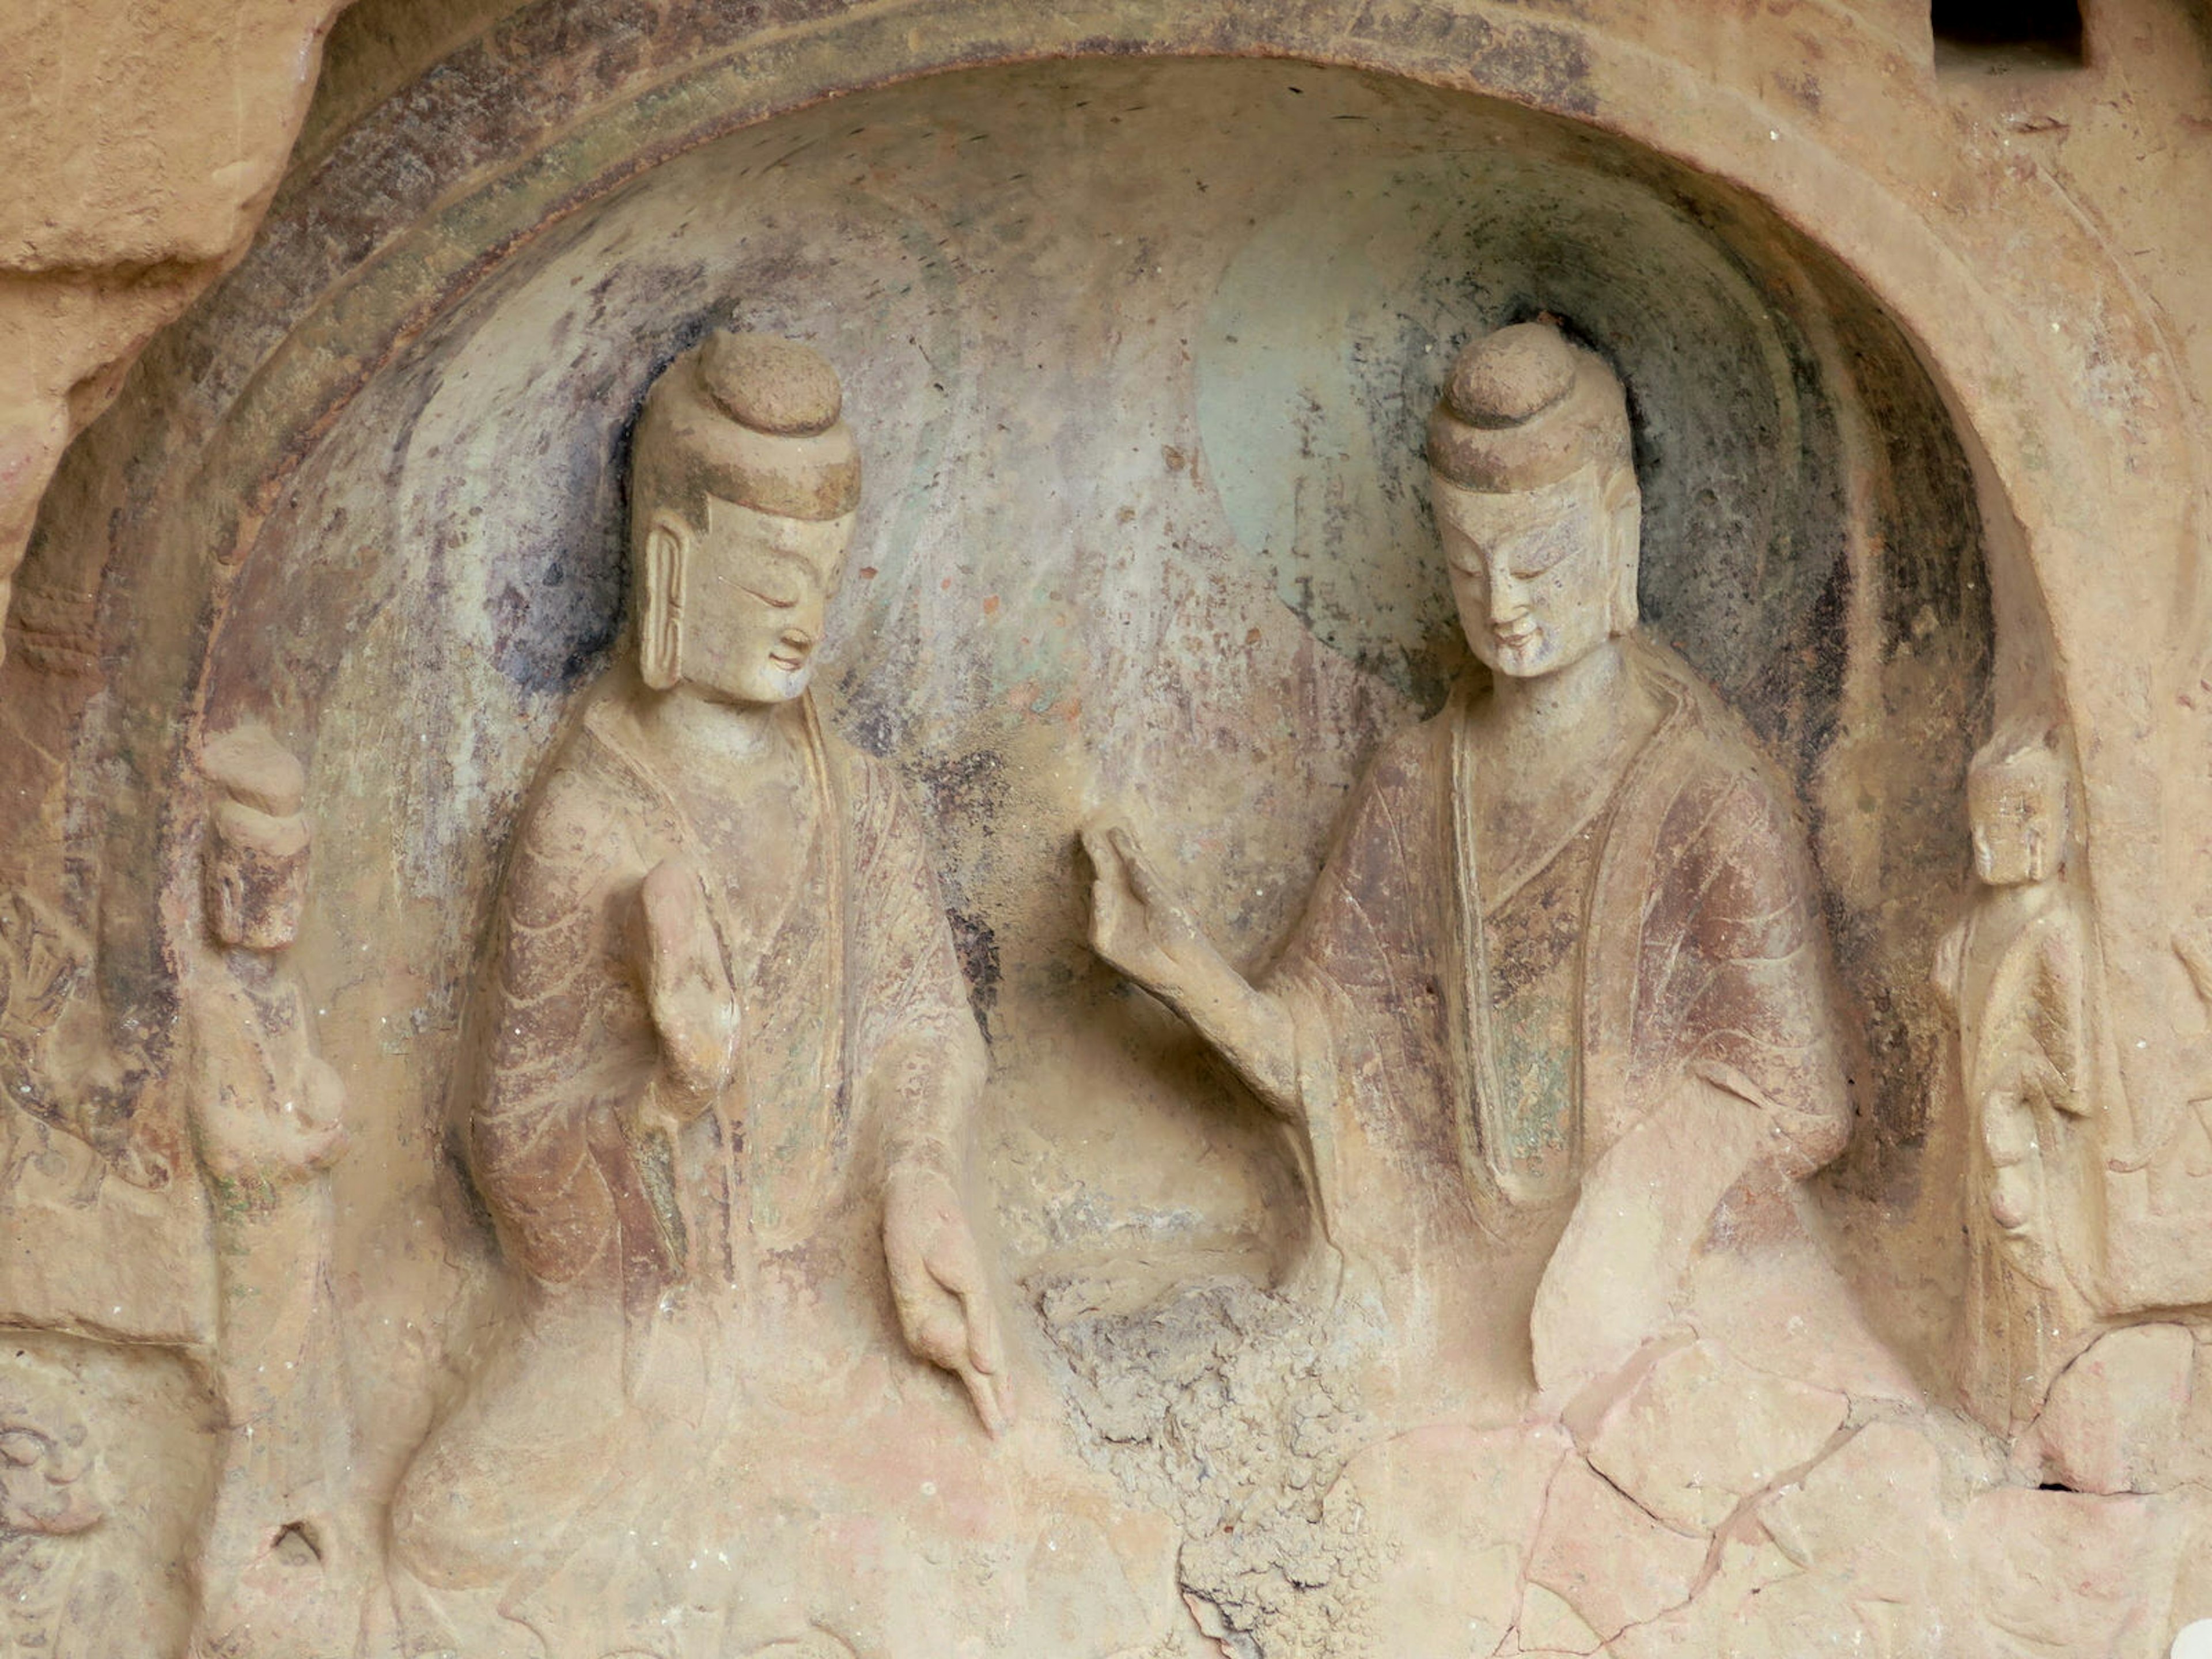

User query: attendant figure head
[1426,320,1639,680]
[628,330,861,706]
[1967,725,2069,888]
[202,724,310,952]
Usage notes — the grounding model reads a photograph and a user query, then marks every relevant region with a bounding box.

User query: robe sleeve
[1262,722,1458,1222]
[467,763,661,1288]
[1647,763,1854,1178]
[841,751,987,1178]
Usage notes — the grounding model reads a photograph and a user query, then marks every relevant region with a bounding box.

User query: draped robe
[466,684,980,1306]
[1933,880,2097,1435]
[392,679,1044,1656]
[1263,637,1853,1411]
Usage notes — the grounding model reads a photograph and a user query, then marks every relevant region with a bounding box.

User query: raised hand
[1078,818,1210,1010]
[190,1040,349,1185]
[631,858,740,1130]
[1078,813,1304,1120]
[883,1164,1014,1437]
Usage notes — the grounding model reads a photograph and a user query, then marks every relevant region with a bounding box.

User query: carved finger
[1112,830,1195,938]
[906,1300,968,1374]
[1077,823,1121,880]
[639,857,702,941]
[951,1262,1005,1380]
[926,1229,1011,1431]
[957,1356,1012,1438]
[1106,825,1160,902]
[1088,874,1123,938]
[889,1233,963,1363]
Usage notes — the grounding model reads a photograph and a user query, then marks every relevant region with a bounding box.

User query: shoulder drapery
[465,689,983,1293]
[1262,637,1851,1263]
[1578,641,1853,1180]
[465,696,677,1292]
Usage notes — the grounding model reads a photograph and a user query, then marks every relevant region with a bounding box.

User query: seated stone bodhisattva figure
[1084,321,1855,1414]
[392,333,1174,1659]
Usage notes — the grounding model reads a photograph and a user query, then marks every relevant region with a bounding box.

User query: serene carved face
[1431,464,1638,680]
[645,497,855,705]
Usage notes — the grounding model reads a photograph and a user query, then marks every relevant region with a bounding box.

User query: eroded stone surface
[5,6,2212,1654]
[0,0,352,633]
[1042,1276,1375,1657]
[2018,1323,2197,1495]
[1584,1339,1850,1535]
[1525,1459,1709,1641]
[1340,1423,1569,1656]
[1759,1422,1953,1613]
[1963,1487,2186,1658]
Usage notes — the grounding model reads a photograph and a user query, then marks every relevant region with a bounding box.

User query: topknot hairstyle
[1426,321,1633,493]
[630,329,861,527]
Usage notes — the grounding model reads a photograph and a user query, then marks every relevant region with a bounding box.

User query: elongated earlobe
[1606,487,1641,638]
[639,515,686,691]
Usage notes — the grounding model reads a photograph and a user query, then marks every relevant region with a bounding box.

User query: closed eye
[741,585,799,610]
[1505,539,1570,579]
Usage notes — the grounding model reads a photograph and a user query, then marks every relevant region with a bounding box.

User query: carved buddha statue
[1084,320,1854,1411]
[180,725,358,1659]
[388,332,1031,1656]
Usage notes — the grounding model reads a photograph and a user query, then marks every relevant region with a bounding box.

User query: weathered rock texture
[0,0,359,646]
[5,0,2212,1654]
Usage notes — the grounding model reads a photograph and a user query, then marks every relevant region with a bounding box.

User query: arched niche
[21,0,2211,1486]
[21,52,2024,1461]
[23,3,2198,1199]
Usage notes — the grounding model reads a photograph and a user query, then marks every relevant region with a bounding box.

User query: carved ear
[639,513,687,691]
[1606,484,1641,638]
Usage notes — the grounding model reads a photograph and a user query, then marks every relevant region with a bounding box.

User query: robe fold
[1264,637,1853,1402]
[468,685,982,1301]
[1934,884,2097,1435]
[394,680,990,1627]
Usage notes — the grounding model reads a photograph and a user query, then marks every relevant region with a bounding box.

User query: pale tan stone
[1603,1531,1821,1659]
[369,332,1178,1657]
[1517,1581,1605,1654]
[6,2,2212,1652]
[2018,1323,2196,1495]
[1084,319,1853,1430]
[0,0,354,637]
[1962,1486,2187,1658]
[1525,1459,1709,1642]
[1680,1187,1929,1408]
[1759,1422,1952,1606]
[1585,1339,1849,1535]
[1339,1422,1569,1657]
[1933,724,2105,1437]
